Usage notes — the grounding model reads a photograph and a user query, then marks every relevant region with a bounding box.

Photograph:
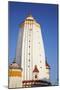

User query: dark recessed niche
[40,61,41,63]
[35,75,37,78]
[29,59,30,62]
[29,46,30,48]
[40,67,42,68]
[29,53,30,55]
[28,65,30,68]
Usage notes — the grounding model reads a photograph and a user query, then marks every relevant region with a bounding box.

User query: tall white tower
[16,15,46,81]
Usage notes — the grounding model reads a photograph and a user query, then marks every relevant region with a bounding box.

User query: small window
[35,75,37,78]
[29,59,30,62]
[40,67,42,68]
[29,46,30,48]
[28,65,29,68]
[29,53,30,55]
[40,61,41,63]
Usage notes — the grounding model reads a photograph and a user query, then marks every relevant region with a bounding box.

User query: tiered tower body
[16,15,47,81]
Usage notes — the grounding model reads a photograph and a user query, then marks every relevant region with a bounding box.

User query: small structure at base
[8,60,22,88]
[33,65,39,80]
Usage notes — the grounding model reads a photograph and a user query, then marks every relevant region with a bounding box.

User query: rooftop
[33,65,39,73]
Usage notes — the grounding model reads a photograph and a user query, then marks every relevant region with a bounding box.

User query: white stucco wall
[33,22,46,79]
[9,77,22,88]
[45,68,50,80]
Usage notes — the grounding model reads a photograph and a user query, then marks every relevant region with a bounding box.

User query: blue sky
[8,1,58,85]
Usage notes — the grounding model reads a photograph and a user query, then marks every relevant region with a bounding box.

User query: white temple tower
[16,15,47,81]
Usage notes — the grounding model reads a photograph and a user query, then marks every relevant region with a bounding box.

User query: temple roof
[9,63,19,69]
[26,14,34,20]
[9,59,22,69]
[33,65,39,73]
